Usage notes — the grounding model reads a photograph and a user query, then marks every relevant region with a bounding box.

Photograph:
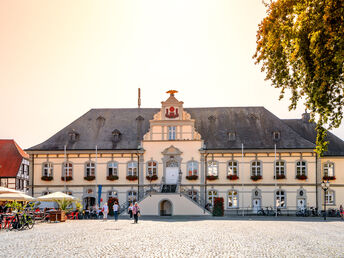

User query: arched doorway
[84,197,96,210]
[160,200,173,216]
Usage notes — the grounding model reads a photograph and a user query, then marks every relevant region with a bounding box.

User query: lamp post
[321,180,330,221]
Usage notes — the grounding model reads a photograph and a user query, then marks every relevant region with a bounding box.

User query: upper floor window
[323,162,334,177]
[251,161,261,176]
[228,190,238,208]
[147,161,157,176]
[227,161,238,176]
[228,132,236,141]
[276,190,286,208]
[85,162,96,177]
[108,162,118,176]
[187,161,198,176]
[273,131,280,141]
[168,126,176,140]
[296,161,307,176]
[128,161,138,176]
[42,162,53,177]
[325,190,335,205]
[63,162,73,177]
[207,161,218,176]
[275,161,285,177]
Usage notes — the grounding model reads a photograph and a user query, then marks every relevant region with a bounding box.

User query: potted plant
[296,175,307,180]
[107,175,119,181]
[206,175,218,180]
[323,176,336,180]
[274,174,286,179]
[186,175,198,180]
[146,175,158,181]
[84,175,96,181]
[41,176,53,181]
[61,176,73,181]
[227,175,239,180]
[126,175,138,181]
[251,175,262,181]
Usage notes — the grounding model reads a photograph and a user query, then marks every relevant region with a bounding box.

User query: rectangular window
[207,161,218,176]
[323,163,334,177]
[168,126,176,140]
[228,191,238,208]
[325,191,334,205]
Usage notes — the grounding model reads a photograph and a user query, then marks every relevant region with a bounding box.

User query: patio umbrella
[37,191,78,201]
[0,192,36,201]
[0,187,21,194]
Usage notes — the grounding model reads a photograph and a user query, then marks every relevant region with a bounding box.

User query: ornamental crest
[165,106,179,118]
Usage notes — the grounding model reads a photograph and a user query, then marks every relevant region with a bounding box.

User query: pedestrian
[132,202,140,224]
[340,205,344,220]
[128,202,133,219]
[102,202,108,221]
[113,201,119,221]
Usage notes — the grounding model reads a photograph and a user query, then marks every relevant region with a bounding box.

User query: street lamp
[321,180,330,221]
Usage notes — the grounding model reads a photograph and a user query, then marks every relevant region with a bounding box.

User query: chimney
[302,110,310,123]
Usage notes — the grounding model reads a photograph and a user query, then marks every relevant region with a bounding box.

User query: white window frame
[275,160,285,176]
[147,161,158,176]
[323,162,334,177]
[85,162,96,177]
[42,162,53,177]
[127,161,138,176]
[227,161,238,176]
[187,189,198,202]
[296,160,307,176]
[207,161,218,176]
[187,161,198,176]
[127,190,137,203]
[207,190,218,206]
[168,126,176,140]
[325,190,335,205]
[251,161,261,176]
[63,162,73,177]
[275,190,286,208]
[228,190,239,208]
[108,162,118,177]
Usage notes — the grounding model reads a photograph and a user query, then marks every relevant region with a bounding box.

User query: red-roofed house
[0,140,29,193]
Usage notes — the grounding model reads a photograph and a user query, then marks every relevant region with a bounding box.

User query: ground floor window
[128,191,137,204]
[228,190,238,208]
[207,190,218,207]
[187,190,198,202]
[325,190,335,205]
[275,190,286,208]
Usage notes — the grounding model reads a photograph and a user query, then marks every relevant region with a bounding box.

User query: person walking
[113,201,119,221]
[128,203,133,219]
[132,202,140,224]
[102,202,109,221]
[340,205,344,220]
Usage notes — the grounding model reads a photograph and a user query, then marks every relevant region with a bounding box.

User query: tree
[253,0,344,156]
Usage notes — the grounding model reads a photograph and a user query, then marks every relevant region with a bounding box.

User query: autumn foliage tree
[254,0,344,156]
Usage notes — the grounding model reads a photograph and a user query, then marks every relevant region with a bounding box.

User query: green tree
[253,0,344,156]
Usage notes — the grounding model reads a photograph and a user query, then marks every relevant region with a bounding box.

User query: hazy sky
[1,0,343,149]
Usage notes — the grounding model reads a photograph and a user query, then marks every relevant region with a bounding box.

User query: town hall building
[27,91,344,216]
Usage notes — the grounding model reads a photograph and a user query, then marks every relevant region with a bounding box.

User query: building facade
[27,91,344,215]
[0,139,30,193]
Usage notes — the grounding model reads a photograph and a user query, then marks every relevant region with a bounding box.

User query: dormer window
[228,132,236,141]
[112,129,122,143]
[68,130,79,143]
[273,131,280,141]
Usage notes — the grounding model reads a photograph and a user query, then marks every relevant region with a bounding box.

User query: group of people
[101,201,141,223]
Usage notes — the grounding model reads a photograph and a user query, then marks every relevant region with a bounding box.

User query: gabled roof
[0,140,28,177]
[27,107,317,151]
[283,119,344,156]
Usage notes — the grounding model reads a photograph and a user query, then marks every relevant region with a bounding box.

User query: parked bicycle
[257,206,279,216]
[296,208,310,217]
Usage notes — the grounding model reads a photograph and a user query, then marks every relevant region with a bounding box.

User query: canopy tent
[0,187,21,194]
[37,191,78,202]
[0,192,36,201]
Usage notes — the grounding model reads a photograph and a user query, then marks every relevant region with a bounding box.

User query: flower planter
[107,175,119,181]
[323,176,336,180]
[206,175,218,181]
[61,176,73,181]
[274,174,286,179]
[146,175,158,181]
[49,210,66,222]
[84,176,96,181]
[41,176,53,181]
[186,175,198,180]
[227,175,239,180]
[296,175,307,180]
[251,175,262,181]
[126,175,138,181]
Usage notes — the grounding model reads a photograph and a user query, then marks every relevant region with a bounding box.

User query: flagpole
[242,143,244,216]
[64,145,67,192]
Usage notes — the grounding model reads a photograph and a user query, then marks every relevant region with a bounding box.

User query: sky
[1,0,343,149]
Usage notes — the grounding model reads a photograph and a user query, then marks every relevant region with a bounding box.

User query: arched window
[207,190,218,206]
[207,161,218,176]
[275,190,286,208]
[227,161,238,176]
[108,162,118,176]
[85,162,96,177]
[251,161,261,176]
[127,162,138,176]
[187,189,198,201]
[228,190,238,208]
[147,161,158,176]
[42,162,53,177]
[275,161,285,177]
[128,190,137,203]
[63,162,73,177]
[325,190,335,205]
[187,161,198,176]
[296,161,307,176]
[323,162,334,177]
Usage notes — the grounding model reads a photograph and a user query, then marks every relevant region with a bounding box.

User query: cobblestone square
[0,218,343,257]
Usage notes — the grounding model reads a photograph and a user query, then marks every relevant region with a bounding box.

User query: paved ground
[0,217,343,257]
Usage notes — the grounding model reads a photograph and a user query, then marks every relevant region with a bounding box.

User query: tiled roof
[0,140,28,177]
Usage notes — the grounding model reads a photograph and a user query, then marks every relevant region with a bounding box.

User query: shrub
[213,197,224,216]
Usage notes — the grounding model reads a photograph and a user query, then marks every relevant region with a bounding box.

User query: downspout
[31,154,34,197]
[204,153,209,211]
[315,154,318,210]
[137,153,140,201]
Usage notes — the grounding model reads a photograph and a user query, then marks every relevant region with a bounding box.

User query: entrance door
[160,200,172,216]
[166,167,179,184]
[252,198,261,214]
[297,198,306,210]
